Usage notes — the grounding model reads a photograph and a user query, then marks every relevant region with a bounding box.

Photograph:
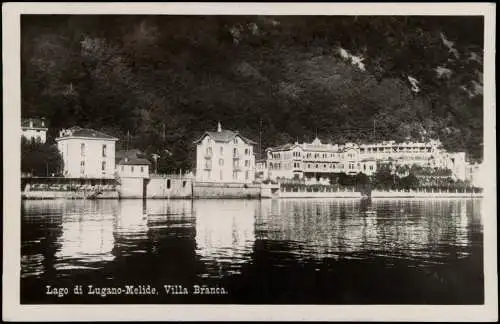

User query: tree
[21,138,64,176]
[400,173,419,190]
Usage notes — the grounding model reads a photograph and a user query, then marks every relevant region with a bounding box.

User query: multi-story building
[265,137,377,183]
[194,122,257,183]
[56,126,118,179]
[265,138,469,181]
[22,117,48,143]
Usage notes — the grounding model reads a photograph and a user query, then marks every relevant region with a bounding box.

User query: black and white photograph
[3,2,497,322]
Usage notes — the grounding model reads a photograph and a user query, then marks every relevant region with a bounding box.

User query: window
[80,161,85,167]
[183,181,187,187]
[245,148,249,155]
[245,170,249,180]
[121,165,124,171]
[131,166,135,173]
[81,143,85,156]
[102,161,106,171]
[315,164,319,168]
[245,160,249,167]
[206,147,212,155]
[232,171,238,180]
[220,147,224,155]
[140,166,144,173]
[167,179,171,189]
[205,159,212,169]
[219,159,224,166]
[102,144,107,157]
[233,148,237,156]
[233,138,238,144]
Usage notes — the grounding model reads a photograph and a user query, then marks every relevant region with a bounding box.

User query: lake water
[21,198,484,304]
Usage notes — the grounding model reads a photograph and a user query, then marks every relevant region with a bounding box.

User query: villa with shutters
[193,122,257,184]
[56,126,118,179]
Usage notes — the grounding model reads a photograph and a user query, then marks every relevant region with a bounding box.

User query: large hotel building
[262,137,467,182]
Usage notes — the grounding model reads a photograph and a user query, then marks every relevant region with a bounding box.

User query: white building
[265,138,469,181]
[116,157,151,179]
[193,122,257,184]
[56,127,118,179]
[265,137,377,181]
[22,118,48,143]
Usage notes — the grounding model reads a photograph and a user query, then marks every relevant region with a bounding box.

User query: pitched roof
[193,129,257,145]
[117,157,151,165]
[266,143,300,151]
[57,126,118,140]
[116,149,145,160]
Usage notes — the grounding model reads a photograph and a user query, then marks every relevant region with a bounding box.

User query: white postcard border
[3,2,497,322]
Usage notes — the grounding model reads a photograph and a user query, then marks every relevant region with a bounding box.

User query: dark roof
[22,118,47,129]
[117,157,151,165]
[266,143,300,151]
[57,126,118,140]
[193,129,257,145]
[116,149,145,160]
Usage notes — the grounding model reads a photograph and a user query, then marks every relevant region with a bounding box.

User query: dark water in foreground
[21,198,483,304]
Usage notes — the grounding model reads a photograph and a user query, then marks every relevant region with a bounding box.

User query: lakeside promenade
[22,176,482,200]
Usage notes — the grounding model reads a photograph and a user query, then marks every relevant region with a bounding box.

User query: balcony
[233,152,240,159]
[204,152,213,159]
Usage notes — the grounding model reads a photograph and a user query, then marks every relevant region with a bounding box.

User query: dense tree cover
[21,137,64,176]
[22,16,483,172]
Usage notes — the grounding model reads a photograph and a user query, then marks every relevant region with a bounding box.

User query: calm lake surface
[21,198,484,304]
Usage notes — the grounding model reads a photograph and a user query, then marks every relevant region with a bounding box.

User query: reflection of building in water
[146,199,193,218]
[56,201,117,266]
[114,200,148,237]
[194,200,256,277]
[257,199,474,261]
[452,199,470,248]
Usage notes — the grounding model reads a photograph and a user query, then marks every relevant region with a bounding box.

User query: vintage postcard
[3,2,497,322]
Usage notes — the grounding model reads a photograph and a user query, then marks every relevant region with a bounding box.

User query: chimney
[217,121,222,133]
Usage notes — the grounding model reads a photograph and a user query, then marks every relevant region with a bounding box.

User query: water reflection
[194,200,255,278]
[55,201,117,270]
[255,198,481,265]
[21,198,483,303]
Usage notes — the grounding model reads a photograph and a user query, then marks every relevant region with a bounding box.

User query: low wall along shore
[21,176,483,200]
[193,182,262,199]
[146,176,192,199]
[370,190,483,198]
[117,175,193,199]
[22,190,118,199]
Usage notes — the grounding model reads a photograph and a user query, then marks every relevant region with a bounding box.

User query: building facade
[22,118,48,143]
[194,122,257,184]
[265,138,468,181]
[116,157,151,179]
[265,138,377,183]
[56,127,118,179]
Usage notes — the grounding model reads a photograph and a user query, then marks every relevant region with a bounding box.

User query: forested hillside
[21,15,484,172]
